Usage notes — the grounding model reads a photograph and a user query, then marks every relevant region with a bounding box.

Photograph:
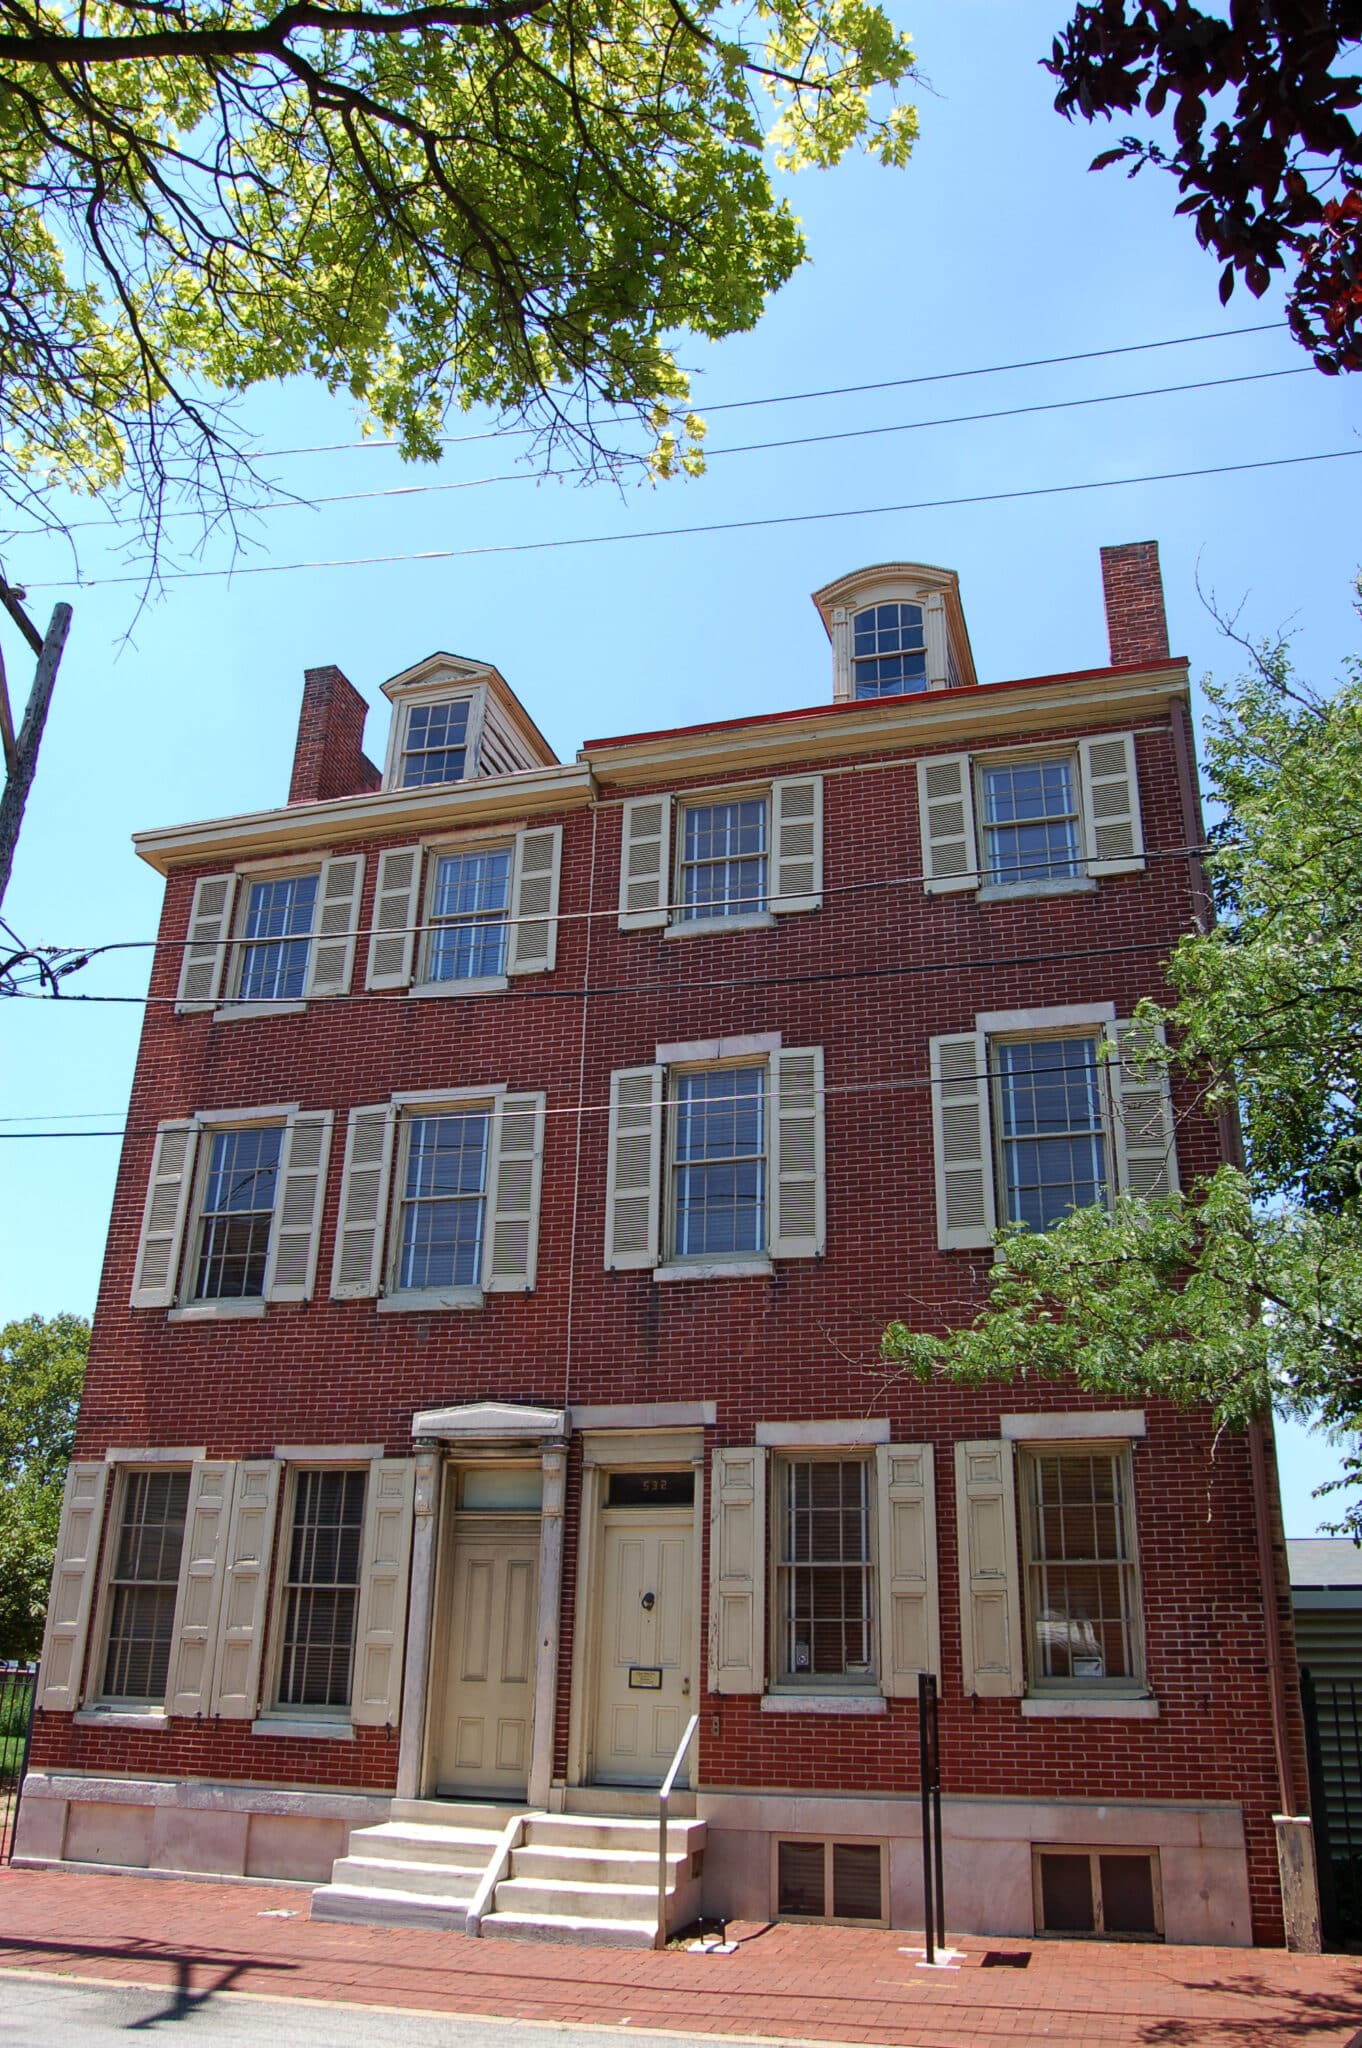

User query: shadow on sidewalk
[0,1930,292,2030]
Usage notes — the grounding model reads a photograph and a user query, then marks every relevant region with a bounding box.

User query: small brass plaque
[628,1666,663,1690]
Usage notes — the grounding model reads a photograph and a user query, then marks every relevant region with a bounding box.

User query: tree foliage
[884,588,1362,1531]
[1047,2,1362,372]
[0,0,916,559]
[0,1312,88,1660]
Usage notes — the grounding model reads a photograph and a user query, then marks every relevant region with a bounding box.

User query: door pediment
[412,1400,566,1442]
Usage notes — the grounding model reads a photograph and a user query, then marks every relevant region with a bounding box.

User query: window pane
[1039,1853,1095,1933]
[102,1470,189,1701]
[278,1469,367,1709]
[238,875,317,1001]
[831,1843,882,1921]
[777,1840,826,1917]
[1025,1452,1138,1683]
[398,1112,489,1289]
[853,603,927,698]
[997,1038,1108,1230]
[1099,1855,1159,1935]
[678,800,767,920]
[402,700,470,786]
[982,759,1080,884]
[778,1460,873,1678]
[672,1068,765,1256]
[193,1126,282,1299]
[427,849,511,981]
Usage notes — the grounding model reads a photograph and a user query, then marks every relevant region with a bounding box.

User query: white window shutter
[955,1440,1023,1698]
[211,1460,281,1718]
[265,1111,334,1303]
[604,1065,663,1270]
[1079,732,1145,876]
[708,1447,766,1695]
[1107,1020,1180,1199]
[176,873,237,1010]
[305,854,366,998]
[165,1461,236,1717]
[770,1047,825,1259]
[484,1091,546,1292]
[352,1458,416,1724]
[876,1443,939,1696]
[930,1033,996,1250]
[507,825,562,975]
[37,1462,109,1710]
[618,796,672,929]
[771,776,823,913]
[365,845,422,989]
[917,754,978,893]
[330,1104,397,1298]
[130,1120,200,1308]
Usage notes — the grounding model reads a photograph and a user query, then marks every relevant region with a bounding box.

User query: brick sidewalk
[2,1865,1361,2048]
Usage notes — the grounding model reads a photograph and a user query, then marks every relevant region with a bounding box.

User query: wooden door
[592,1510,692,1786]
[432,1521,539,1798]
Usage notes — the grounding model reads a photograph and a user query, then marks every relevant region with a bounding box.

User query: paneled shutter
[604,1065,663,1270]
[1079,732,1145,876]
[364,846,422,989]
[770,1047,825,1259]
[165,1461,236,1717]
[176,873,237,1009]
[265,1110,334,1302]
[330,1104,397,1298]
[708,1447,766,1695]
[130,1120,200,1308]
[1107,1020,1180,1198]
[617,796,672,929]
[507,825,562,975]
[955,1440,1023,1698]
[771,776,823,913]
[929,1033,995,1250]
[37,1462,109,1710]
[212,1460,281,1718]
[917,754,978,893]
[484,1091,546,1291]
[305,854,366,998]
[352,1458,416,1725]
[875,1443,939,1695]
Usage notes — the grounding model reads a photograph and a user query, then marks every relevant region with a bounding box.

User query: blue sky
[2,1,1358,1532]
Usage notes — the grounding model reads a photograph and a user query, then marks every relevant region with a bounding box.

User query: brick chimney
[288,664,383,806]
[1100,541,1171,668]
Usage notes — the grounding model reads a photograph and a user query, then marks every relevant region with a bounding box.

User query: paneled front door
[592,1507,693,1786]
[432,1518,539,1798]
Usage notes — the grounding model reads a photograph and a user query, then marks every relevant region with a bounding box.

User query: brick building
[17,542,1311,1948]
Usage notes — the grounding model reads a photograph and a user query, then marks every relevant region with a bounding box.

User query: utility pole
[0,567,73,912]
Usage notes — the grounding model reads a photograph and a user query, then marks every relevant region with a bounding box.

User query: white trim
[190,1100,300,1126]
[273,1444,385,1463]
[663,914,775,939]
[1021,1697,1159,1719]
[975,1003,1116,1033]
[73,1710,169,1731]
[1003,1411,1146,1441]
[423,818,530,849]
[412,1401,566,1440]
[390,1084,501,1108]
[760,1694,886,1716]
[211,1001,308,1025]
[756,1420,890,1447]
[407,976,508,1000]
[653,1259,772,1283]
[104,1447,206,1464]
[168,1302,267,1323]
[376,1287,484,1313]
[251,1716,356,1740]
[570,1401,716,1431]
[655,1032,782,1064]
[977,880,1096,904]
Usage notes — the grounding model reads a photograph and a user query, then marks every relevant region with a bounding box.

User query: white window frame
[918,734,1145,899]
[671,787,774,932]
[850,598,929,700]
[975,748,1086,898]
[663,1057,772,1274]
[267,1462,370,1721]
[769,1451,878,1694]
[990,1027,1113,1236]
[224,862,321,1014]
[92,1463,193,1709]
[771,1835,888,1927]
[619,778,822,934]
[384,685,487,791]
[412,838,514,995]
[1018,1439,1147,1699]
[383,1090,498,1309]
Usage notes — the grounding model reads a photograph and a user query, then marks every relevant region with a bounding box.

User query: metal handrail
[654,1711,700,1950]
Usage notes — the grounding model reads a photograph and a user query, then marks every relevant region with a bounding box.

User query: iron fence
[1300,1667,1362,1946]
[0,1660,37,1861]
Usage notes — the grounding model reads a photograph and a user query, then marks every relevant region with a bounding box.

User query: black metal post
[918,1670,936,1962]
[930,1677,945,1947]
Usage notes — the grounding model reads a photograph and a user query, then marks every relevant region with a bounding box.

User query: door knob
[641,1590,656,1611]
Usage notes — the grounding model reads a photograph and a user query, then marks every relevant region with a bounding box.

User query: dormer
[811,562,978,702]
[380,653,559,791]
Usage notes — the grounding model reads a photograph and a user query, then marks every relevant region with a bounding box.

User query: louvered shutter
[330,1104,396,1298]
[365,846,421,989]
[352,1458,416,1724]
[305,854,365,998]
[930,1033,995,1250]
[130,1120,199,1308]
[507,825,562,975]
[165,1461,236,1717]
[1079,732,1145,876]
[876,1443,939,1695]
[955,1440,1023,1698]
[618,796,672,929]
[770,1047,825,1259]
[176,873,237,1009]
[265,1110,333,1302]
[708,1447,765,1695]
[771,776,823,913]
[604,1065,663,1269]
[212,1460,281,1718]
[37,1462,109,1710]
[484,1091,546,1291]
[917,754,978,893]
[1107,1020,1179,1198]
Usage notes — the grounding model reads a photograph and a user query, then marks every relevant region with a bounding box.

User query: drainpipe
[1250,1417,1321,1949]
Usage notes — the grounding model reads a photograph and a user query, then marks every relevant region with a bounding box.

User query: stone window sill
[75,1708,169,1731]
[977,879,1097,904]
[252,1716,355,1741]
[211,1001,308,1025]
[652,1260,773,1283]
[664,914,775,939]
[1020,1695,1159,1719]
[376,1287,484,1313]
[168,1301,267,1323]
[761,1694,886,1716]
[407,976,508,1000]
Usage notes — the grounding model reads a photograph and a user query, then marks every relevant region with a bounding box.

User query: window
[994,1037,1110,1231]
[275,1469,367,1712]
[424,847,512,982]
[678,799,768,921]
[671,1067,766,1258]
[775,1458,874,1684]
[176,858,365,1013]
[917,735,1145,897]
[1020,1447,1143,1691]
[100,1470,189,1703]
[775,1839,885,1923]
[191,1125,283,1300]
[616,779,822,932]
[235,874,318,1002]
[853,602,926,697]
[1034,1847,1161,1939]
[401,698,471,786]
[395,1109,490,1292]
[979,757,1081,887]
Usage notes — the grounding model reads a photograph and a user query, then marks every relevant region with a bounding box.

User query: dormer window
[852,603,927,698]
[402,698,472,787]
[379,656,559,793]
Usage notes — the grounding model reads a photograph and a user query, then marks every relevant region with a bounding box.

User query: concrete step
[329,1854,483,1902]
[526,1814,707,1855]
[479,1911,656,1949]
[561,1786,696,1819]
[309,1882,472,1932]
[512,1843,691,1887]
[347,1819,505,1865]
[388,1798,521,1829]
[494,1875,657,1921]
